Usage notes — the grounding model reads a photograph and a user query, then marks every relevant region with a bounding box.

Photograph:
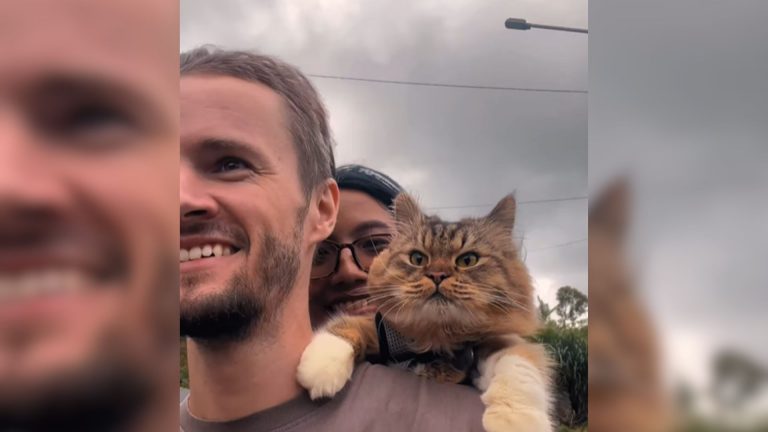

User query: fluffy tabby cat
[297,193,553,432]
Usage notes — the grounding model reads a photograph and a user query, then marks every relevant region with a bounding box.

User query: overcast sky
[181,0,588,307]
[590,0,768,412]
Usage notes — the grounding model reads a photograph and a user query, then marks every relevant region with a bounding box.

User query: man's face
[309,189,394,327]
[180,75,311,341]
[0,0,178,427]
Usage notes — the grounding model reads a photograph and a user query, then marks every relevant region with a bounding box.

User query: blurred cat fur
[588,180,673,432]
[297,193,553,432]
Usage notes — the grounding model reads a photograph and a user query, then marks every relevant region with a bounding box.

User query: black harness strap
[374,312,477,373]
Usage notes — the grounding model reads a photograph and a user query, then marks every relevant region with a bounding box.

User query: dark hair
[336,164,403,209]
[180,46,335,196]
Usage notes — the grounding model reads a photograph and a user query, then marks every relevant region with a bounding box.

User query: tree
[538,295,555,323]
[711,349,767,415]
[554,286,588,328]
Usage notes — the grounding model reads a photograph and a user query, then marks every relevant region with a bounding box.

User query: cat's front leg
[474,342,553,432]
[296,314,377,400]
[412,359,467,384]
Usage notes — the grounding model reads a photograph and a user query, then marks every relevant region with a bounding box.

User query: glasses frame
[310,233,392,279]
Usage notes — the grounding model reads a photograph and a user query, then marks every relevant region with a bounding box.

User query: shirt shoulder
[336,362,485,432]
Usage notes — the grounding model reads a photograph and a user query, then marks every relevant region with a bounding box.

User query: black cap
[336,164,403,208]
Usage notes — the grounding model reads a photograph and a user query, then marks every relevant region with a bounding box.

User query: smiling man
[179,47,484,432]
[179,47,340,423]
[0,1,179,431]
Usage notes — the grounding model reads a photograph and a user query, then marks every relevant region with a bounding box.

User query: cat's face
[367,193,538,337]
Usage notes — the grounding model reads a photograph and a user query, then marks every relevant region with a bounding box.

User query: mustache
[0,207,127,281]
[0,207,67,247]
[180,221,250,248]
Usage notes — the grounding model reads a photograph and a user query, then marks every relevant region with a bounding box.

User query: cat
[297,192,553,432]
[588,179,672,432]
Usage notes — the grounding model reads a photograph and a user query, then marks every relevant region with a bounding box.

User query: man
[309,164,402,327]
[179,47,484,431]
[0,1,179,431]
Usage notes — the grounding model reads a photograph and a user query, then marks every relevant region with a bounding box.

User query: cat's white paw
[474,350,505,391]
[480,354,552,432]
[296,331,355,400]
[482,405,552,432]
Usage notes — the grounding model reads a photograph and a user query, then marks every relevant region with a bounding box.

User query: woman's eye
[313,243,336,265]
[456,252,479,268]
[409,251,427,266]
[359,238,390,254]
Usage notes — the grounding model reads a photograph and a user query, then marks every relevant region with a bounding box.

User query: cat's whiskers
[376,262,413,285]
[469,281,530,300]
[452,281,531,313]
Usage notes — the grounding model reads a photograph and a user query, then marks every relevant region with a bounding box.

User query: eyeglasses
[311,234,392,279]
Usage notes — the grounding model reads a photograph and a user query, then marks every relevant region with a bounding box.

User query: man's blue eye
[71,106,129,130]
[216,157,248,172]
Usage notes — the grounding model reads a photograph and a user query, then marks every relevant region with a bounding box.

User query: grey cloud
[181,0,588,301]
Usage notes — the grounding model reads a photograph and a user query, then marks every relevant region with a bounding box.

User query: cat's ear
[393,193,424,227]
[486,194,516,230]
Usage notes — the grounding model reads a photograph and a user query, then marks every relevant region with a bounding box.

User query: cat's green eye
[409,251,428,266]
[456,252,479,268]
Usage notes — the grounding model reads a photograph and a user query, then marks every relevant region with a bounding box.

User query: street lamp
[505,18,588,34]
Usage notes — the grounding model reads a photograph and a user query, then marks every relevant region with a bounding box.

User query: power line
[527,238,587,252]
[426,195,587,210]
[307,73,587,94]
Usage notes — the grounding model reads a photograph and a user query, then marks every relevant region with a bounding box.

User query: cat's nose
[426,272,449,285]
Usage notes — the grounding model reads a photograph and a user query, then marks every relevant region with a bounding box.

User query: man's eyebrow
[351,221,392,239]
[197,138,270,166]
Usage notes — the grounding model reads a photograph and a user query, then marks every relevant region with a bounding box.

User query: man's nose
[180,163,219,221]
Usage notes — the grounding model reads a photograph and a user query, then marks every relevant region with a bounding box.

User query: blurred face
[0,0,178,428]
[309,190,394,327]
[180,75,314,342]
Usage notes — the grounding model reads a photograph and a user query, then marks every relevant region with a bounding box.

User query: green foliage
[532,322,588,426]
[180,338,189,388]
[533,286,589,427]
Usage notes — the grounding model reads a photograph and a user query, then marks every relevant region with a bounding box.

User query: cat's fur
[297,193,553,432]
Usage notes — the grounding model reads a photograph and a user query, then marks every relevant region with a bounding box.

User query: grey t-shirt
[180,362,484,432]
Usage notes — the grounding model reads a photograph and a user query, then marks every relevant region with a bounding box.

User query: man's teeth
[179,244,234,262]
[0,270,85,303]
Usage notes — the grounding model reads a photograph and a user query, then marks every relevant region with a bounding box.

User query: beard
[0,335,153,432]
[0,251,177,432]
[180,227,302,344]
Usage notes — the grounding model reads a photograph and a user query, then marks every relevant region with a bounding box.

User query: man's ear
[307,179,340,244]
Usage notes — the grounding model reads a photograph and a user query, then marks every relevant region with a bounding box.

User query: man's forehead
[333,191,395,241]
[181,76,291,150]
[181,75,285,114]
[0,0,176,103]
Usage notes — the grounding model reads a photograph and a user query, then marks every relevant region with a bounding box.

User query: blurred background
[590,0,768,431]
